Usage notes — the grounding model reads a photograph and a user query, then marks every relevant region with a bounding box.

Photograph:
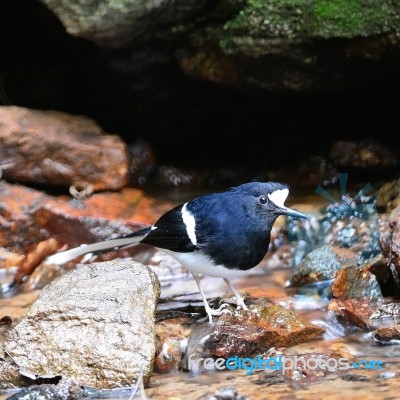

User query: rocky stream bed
[1,162,400,399]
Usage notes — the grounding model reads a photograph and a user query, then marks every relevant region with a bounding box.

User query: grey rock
[291,245,343,286]
[3,260,160,389]
[39,0,208,48]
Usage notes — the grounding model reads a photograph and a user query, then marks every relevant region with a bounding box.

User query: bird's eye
[258,195,268,205]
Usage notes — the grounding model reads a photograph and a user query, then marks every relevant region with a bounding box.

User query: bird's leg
[223,278,249,311]
[193,275,227,323]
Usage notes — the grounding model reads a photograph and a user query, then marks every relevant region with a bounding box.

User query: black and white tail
[46,227,152,266]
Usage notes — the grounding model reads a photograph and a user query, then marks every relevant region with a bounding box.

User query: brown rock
[328,298,376,329]
[332,265,382,300]
[0,106,129,191]
[206,305,325,359]
[373,324,400,344]
[154,318,191,374]
[0,182,175,283]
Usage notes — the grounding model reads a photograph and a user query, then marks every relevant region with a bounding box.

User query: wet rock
[0,182,174,283]
[332,265,382,300]
[0,106,129,191]
[5,379,84,400]
[184,305,324,367]
[373,324,400,345]
[329,139,398,171]
[377,178,400,212]
[2,260,160,389]
[154,317,191,374]
[29,202,145,257]
[370,302,400,322]
[291,245,355,287]
[328,299,376,329]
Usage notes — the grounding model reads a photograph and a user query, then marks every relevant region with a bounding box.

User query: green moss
[312,0,363,36]
[311,0,398,37]
[219,0,400,52]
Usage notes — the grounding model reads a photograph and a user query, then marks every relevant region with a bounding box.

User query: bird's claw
[220,296,249,311]
[202,303,231,323]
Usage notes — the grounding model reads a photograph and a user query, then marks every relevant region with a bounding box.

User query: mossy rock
[219,0,400,53]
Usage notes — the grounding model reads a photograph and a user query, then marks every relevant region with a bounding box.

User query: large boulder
[2,260,160,389]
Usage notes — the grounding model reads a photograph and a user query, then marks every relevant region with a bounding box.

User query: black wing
[140,204,197,252]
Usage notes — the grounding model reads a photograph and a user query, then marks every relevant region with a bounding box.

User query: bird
[46,181,307,322]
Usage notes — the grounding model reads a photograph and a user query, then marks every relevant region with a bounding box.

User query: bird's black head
[230,181,307,221]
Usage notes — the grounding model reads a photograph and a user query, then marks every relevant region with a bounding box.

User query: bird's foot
[203,303,231,323]
[235,296,249,311]
[222,278,249,311]
[221,296,249,311]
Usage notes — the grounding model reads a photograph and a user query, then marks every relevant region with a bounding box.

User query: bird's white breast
[169,251,248,278]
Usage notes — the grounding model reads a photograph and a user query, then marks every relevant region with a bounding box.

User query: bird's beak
[282,206,307,219]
